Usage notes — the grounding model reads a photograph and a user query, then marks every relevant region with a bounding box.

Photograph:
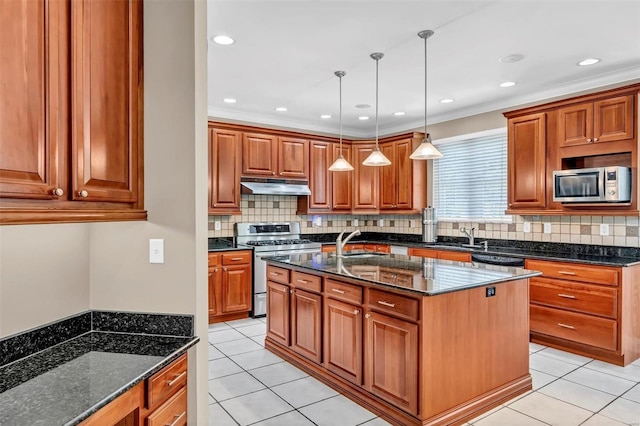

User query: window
[432,129,510,223]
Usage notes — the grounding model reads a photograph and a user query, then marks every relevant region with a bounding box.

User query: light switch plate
[312,215,322,227]
[353,218,359,227]
[214,221,221,231]
[379,219,384,227]
[410,220,416,228]
[149,239,164,264]
[523,221,531,233]
[543,223,552,234]
[600,223,610,236]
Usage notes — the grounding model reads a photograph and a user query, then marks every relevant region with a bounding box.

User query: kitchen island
[265,252,541,426]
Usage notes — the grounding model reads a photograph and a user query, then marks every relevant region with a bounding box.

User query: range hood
[240,177,311,196]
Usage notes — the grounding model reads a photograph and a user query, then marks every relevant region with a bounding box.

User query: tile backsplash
[208,195,640,248]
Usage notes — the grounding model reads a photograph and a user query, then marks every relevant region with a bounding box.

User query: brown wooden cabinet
[278,136,309,179]
[408,247,471,262]
[299,141,332,212]
[1,0,145,224]
[332,144,353,211]
[267,279,290,346]
[379,137,426,212]
[291,288,323,363]
[209,127,241,214]
[208,251,252,324]
[353,144,379,212]
[242,133,308,179]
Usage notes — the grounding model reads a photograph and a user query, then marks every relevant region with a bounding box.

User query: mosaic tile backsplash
[208,195,640,248]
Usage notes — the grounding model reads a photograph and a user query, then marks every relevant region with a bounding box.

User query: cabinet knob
[290,289,293,294]
[593,137,599,142]
[272,172,276,175]
[508,203,512,207]
[52,188,64,196]
[354,309,360,315]
[78,190,89,198]
[365,313,370,319]
[586,138,592,143]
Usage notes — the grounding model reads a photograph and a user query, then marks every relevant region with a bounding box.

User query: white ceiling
[207,1,640,139]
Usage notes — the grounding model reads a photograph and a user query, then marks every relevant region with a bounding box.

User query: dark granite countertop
[208,237,251,252]
[0,312,198,426]
[308,233,640,267]
[266,252,540,296]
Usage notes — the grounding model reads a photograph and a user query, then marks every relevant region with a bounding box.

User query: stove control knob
[608,190,616,195]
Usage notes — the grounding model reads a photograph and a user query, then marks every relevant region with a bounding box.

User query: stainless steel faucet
[460,227,475,246]
[335,229,361,257]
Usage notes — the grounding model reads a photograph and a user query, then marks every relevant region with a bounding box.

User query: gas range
[235,222,322,252]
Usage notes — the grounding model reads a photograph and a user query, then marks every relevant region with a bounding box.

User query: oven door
[553,168,605,203]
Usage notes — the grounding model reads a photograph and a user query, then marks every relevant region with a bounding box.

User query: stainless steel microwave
[553,166,632,203]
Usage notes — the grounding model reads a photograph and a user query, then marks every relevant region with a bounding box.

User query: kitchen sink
[332,251,390,258]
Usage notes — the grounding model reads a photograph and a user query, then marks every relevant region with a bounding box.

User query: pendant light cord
[339,73,343,154]
[424,33,427,135]
[375,56,379,148]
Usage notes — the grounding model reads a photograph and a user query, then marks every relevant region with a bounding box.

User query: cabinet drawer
[147,354,187,409]
[367,288,419,321]
[530,277,617,318]
[438,251,471,262]
[526,259,619,286]
[530,305,617,351]
[326,279,363,304]
[222,251,251,265]
[208,253,220,267]
[146,387,187,426]
[267,265,290,284]
[408,248,438,258]
[291,271,322,293]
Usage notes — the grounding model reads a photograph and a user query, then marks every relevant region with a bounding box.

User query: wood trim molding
[0,209,148,225]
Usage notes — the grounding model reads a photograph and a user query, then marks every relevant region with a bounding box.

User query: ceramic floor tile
[209,394,216,404]
[257,316,267,323]
[209,328,246,344]
[599,398,640,425]
[358,417,393,425]
[248,360,308,387]
[215,337,264,356]
[209,357,243,379]
[472,407,547,426]
[529,352,581,377]
[209,344,226,360]
[580,413,627,426]
[209,402,238,426]
[564,367,636,396]
[585,360,640,382]
[299,394,377,426]
[250,410,315,426]
[529,342,547,353]
[251,334,266,347]
[537,347,592,366]
[209,322,232,331]
[530,369,557,390]
[538,378,616,412]
[632,358,640,367]
[623,383,640,403]
[219,389,293,425]
[209,371,266,402]
[229,349,283,371]
[270,376,339,408]
[227,317,264,329]
[236,323,267,337]
[508,391,592,425]
[466,404,505,423]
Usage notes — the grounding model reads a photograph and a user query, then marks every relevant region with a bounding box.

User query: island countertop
[266,252,541,296]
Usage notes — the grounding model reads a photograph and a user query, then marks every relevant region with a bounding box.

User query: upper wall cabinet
[379,136,426,213]
[353,143,380,213]
[209,127,241,214]
[0,0,145,225]
[242,133,309,179]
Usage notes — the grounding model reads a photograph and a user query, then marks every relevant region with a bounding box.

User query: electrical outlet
[379,219,384,227]
[149,239,164,264]
[523,221,531,233]
[214,221,221,231]
[410,220,416,228]
[353,218,359,227]
[600,223,610,236]
[543,223,552,234]
[312,215,322,227]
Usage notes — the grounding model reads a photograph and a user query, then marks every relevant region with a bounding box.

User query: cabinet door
[291,289,322,363]
[331,144,353,211]
[209,128,241,212]
[221,264,252,313]
[353,144,379,212]
[308,141,331,210]
[507,113,547,209]
[558,103,593,147]
[242,133,278,176]
[324,298,362,384]
[395,139,413,209]
[267,281,290,346]
[364,311,419,415]
[0,0,66,200]
[278,137,308,178]
[379,143,397,209]
[71,0,141,203]
[593,95,634,144]
[208,266,221,321]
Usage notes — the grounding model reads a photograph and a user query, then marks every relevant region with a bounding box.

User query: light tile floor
[209,318,640,426]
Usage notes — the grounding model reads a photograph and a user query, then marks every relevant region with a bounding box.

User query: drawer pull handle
[377,301,396,308]
[557,323,575,330]
[296,279,310,284]
[167,371,187,387]
[558,293,576,299]
[269,272,280,276]
[230,257,243,261]
[558,271,577,276]
[331,288,346,294]
[165,412,186,426]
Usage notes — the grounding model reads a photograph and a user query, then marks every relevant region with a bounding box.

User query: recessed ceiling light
[212,35,234,45]
[320,114,331,119]
[223,98,237,103]
[275,107,287,112]
[355,104,371,109]
[578,58,600,66]
[499,54,524,63]
[499,81,517,88]
[393,112,405,116]
[358,116,370,120]
[439,98,454,104]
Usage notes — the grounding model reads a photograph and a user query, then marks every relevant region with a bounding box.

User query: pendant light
[362,52,391,166]
[410,30,443,160]
[328,71,354,171]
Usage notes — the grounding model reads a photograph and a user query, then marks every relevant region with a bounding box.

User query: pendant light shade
[362,52,391,167]
[410,30,443,160]
[329,71,354,171]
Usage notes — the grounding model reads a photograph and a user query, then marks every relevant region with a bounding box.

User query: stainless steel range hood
[240,177,311,196]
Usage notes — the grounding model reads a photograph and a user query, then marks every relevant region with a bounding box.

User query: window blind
[432,132,510,223]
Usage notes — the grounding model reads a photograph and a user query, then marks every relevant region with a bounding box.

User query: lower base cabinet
[208,251,253,324]
[324,296,363,385]
[291,288,323,363]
